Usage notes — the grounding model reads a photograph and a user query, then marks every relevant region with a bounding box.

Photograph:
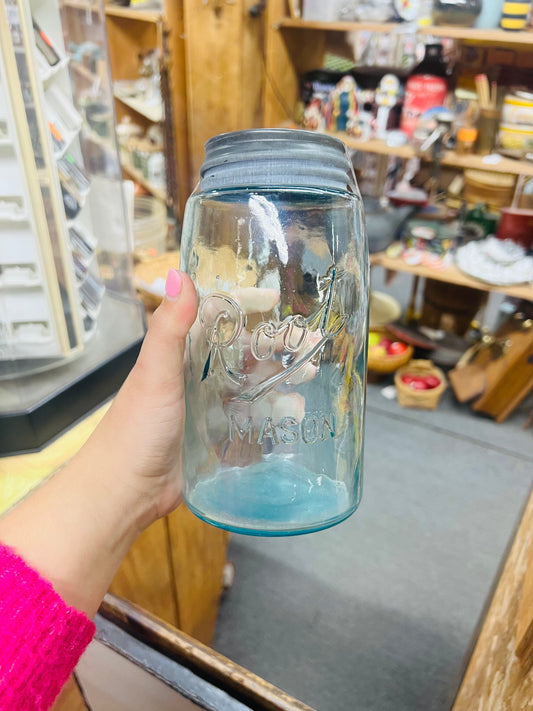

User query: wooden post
[182,0,266,182]
[452,490,533,709]
[516,530,533,667]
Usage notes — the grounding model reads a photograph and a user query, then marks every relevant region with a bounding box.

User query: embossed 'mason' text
[228,413,336,446]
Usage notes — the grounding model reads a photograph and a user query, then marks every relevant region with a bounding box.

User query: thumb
[134,269,198,387]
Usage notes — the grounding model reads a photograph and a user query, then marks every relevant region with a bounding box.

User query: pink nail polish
[165,268,182,299]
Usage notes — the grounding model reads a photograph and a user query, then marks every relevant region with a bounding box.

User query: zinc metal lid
[200,128,354,193]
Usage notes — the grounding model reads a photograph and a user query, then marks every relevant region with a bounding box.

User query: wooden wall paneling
[451,490,533,709]
[183,0,245,181]
[163,0,192,212]
[182,0,266,182]
[167,503,230,645]
[240,0,266,129]
[109,517,178,627]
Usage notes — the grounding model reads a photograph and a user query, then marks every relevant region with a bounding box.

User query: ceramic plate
[455,238,533,286]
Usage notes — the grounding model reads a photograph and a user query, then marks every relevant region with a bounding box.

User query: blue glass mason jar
[180,129,368,536]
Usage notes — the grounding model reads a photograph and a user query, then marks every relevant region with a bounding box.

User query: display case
[0,0,145,454]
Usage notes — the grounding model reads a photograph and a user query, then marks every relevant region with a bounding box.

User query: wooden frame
[74,594,317,711]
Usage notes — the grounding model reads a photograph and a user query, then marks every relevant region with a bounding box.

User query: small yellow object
[370,344,387,358]
[385,242,403,259]
[368,332,381,348]
[501,16,528,29]
[502,1,531,13]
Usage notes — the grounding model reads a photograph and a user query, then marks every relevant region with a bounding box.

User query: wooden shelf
[104,5,162,23]
[121,158,166,201]
[439,150,533,177]
[278,18,533,46]
[114,90,163,123]
[279,18,397,33]
[420,24,533,44]
[370,247,533,301]
[329,134,415,159]
[327,133,533,177]
[60,0,100,12]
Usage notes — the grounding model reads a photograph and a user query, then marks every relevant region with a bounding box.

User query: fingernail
[165,268,182,299]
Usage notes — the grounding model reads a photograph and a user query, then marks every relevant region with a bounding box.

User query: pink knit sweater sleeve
[0,543,95,711]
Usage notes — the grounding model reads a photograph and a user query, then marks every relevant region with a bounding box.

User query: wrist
[77,409,162,534]
[73,442,156,547]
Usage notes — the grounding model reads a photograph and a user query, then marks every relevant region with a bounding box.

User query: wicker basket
[367,329,414,375]
[394,359,447,410]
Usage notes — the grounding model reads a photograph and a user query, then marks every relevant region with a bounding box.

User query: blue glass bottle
[180,129,368,535]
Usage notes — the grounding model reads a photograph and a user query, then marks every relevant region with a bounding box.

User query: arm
[0,270,197,708]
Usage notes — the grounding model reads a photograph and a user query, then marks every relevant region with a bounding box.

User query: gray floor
[212,278,533,711]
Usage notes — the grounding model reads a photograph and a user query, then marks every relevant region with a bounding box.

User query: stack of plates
[455,237,533,286]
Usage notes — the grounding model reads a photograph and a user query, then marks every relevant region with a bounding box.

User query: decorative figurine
[330,75,358,132]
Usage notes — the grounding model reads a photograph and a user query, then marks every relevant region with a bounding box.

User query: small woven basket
[394,359,447,410]
[367,329,414,374]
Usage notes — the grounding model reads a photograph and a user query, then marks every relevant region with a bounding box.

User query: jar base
[185,499,359,536]
[184,459,360,536]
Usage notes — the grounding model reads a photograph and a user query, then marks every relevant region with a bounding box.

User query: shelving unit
[104,2,187,215]
[265,2,533,180]
[264,1,533,298]
[99,0,266,215]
